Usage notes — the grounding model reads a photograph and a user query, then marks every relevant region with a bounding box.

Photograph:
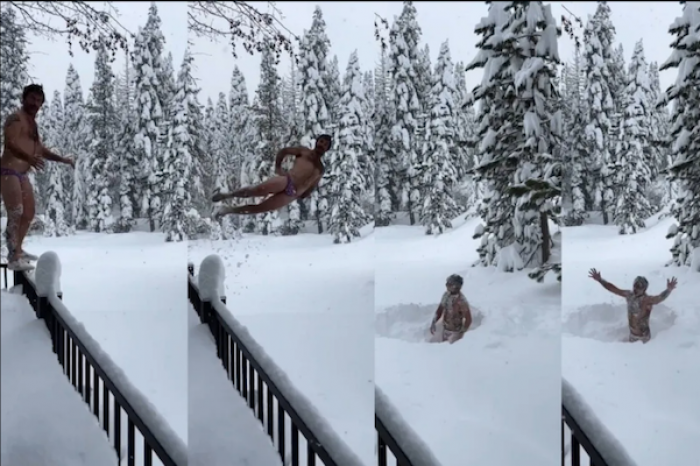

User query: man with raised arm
[588,268,678,343]
[430,274,473,344]
[212,134,332,217]
[1,84,74,271]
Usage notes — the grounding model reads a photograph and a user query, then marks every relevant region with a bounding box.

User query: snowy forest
[0,1,697,276]
[560,1,699,269]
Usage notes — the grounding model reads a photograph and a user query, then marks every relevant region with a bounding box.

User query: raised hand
[666,277,678,290]
[588,268,602,282]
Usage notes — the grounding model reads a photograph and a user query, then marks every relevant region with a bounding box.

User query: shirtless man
[212,134,332,217]
[588,268,677,343]
[430,274,473,344]
[1,84,74,271]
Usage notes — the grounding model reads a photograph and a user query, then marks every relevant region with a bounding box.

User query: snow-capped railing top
[375,385,443,466]
[562,377,638,466]
[17,252,187,466]
[188,255,365,466]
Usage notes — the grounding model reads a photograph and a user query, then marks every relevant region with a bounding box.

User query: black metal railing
[562,405,609,466]
[1,263,10,289]
[13,269,183,466]
[376,414,414,466]
[187,263,341,466]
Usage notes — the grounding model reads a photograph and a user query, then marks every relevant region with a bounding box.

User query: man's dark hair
[447,274,464,287]
[316,134,332,149]
[22,84,45,102]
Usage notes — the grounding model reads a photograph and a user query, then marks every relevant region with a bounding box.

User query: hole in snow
[375,303,484,343]
[563,303,677,342]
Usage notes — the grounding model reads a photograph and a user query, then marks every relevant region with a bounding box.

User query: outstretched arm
[598,279,629,297]
[589,268,628,297]
[37,132,71,165]
[647,288,673,305]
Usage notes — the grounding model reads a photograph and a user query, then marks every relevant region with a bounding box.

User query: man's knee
[20,203,35,223]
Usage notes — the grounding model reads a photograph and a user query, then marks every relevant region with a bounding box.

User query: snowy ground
[562,214,700,466]
[375,215,561,466]
[18,232,188,445]
[1,291,118,466]
[188,307,281,466]
[188,225,375,465]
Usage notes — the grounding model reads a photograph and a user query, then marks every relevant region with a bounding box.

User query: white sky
[26,2,680,105]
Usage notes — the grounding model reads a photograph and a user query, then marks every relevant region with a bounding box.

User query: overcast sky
[27,2,681,106]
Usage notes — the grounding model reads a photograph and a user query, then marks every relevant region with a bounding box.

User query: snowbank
[198,254,226,301]
[211,297,365,466]
[32,252,188,466]
[562,378,638,466]
[375,386,443,466]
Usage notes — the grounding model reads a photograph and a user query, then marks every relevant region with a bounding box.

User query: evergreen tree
[86,40,117,233]
[420,40,459,235]
[505,1,562,280]
[563,48,589,225]
[0,7,29,138]
[64,65,89,230]
[658,2,700,267]
[389,1,422,224]
[251,44,285,235]
[132,26,165,230]
[328,50,370,243]
[374,50,395,226]
[43,91,69,237]
[583,2,616,223]
[466,2,518,268]
[298,7,332,231]
[162,49,197,242]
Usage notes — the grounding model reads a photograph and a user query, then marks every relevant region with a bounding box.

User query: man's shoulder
[4,111,22,127]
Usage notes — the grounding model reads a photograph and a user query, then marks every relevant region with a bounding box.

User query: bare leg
[1,175,23,261]
[449,330,466,344]
[213,176,289,201]
[15,176,36,255]
[218,192,296,216]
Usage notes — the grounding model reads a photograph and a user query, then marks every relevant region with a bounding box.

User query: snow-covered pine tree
[419,40,459,235]
[613,39,654,235]
[0,6,29,139]
[251,43,285,235]
[361,70,376,201]
[161,48,197,242]
[563,47,589,225]
[132,26,165,231]
[648,60,674,209]
[505,1,562,281]
[453,61,478,214]
[608,43,627,181]
[389,1,422,225]
[86,39,117,233]
[298,7,332,232]
[583,2,616,224]
[63,65,89,230]
[328,50,371,243]
[42,91,69,237]
[658,1,700,267]
[228,66,251,193]
[374,49,395,226]
[211,92,238,238]
[113,53,139,233]
[466,1,518,268]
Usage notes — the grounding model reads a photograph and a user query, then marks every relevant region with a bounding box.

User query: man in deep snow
[430,274,473,344]
[211,134,332,217]
[1,84,74,271]
[588,268,678,343]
